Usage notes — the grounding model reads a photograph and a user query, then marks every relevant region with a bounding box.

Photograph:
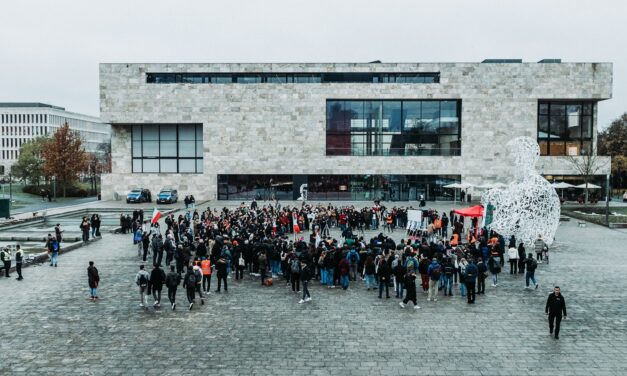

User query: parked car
[156,188,178,204]
[126,188,151,203]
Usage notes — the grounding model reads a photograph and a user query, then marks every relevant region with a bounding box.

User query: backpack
[193,269,202,284]
[391,258,399,269]
[138,273,148,287]
[291,259,300,273]
[444,265,454,276]
[349,251,358,264]
[53,241,59,252]
[431,265,441,280]
[529,259,538,271]
[186,272,197,286]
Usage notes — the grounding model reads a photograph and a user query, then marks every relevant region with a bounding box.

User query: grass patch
[561,206,627,226]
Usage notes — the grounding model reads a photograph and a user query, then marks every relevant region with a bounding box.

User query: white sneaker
[399,302,406,308]
[433,298,437,302]
[413,305,421,310]
[491,284,497,287]
[298,299,305,304]
[153,301,158,307]
[189,302,194,310]
[139,303,145,307]
[305,297,312,302]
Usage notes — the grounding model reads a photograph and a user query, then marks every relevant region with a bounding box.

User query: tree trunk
[62,179,67,198]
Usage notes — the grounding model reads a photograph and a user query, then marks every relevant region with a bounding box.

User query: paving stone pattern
[1,219,626,375]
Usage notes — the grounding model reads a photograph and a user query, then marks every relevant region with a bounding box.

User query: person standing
[182,267,197,310]
[47,235,59,267]
[259,250,268,286]
[545,286,567,339]
[427,258,441,302]
[476,257,488,295]
[399,270,420,310]
[464,259,478,304]
[290,256,301,293]
[508,245,519,274]
[54,224,63,249]
[15,245,24,280]
[165,265,181,310]
[338,257,350,290]
[200,258,212,293]
[488,250,501,287]
[193,263,204,305]
[534,236,546,263]
[80,217,90,243]
[298,261,312,304]
[215,255,228,293]
[135,265,150,308]
[87,261,100,300]
[0,247,11,278]
[150,264,166,308]
[377,257,391,299]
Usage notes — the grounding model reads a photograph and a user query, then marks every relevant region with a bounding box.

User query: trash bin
[0,199,9,219]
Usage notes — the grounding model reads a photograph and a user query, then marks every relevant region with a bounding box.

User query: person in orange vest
[450,232,459,247]
[434,217,442,238]
[385,214,394,233]
[200,258,212,293]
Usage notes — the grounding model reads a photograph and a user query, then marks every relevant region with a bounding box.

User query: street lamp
[8,173,12,208]
[606,173,610,226]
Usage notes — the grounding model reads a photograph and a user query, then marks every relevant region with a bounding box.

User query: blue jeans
[91,227,96,237]
[371,218,377,230]
[50,252,58,266]
[271,260,280,275]
[460,281,466,296]
[90,287,97,297]
[365,274,375,289]
[395,280,404,298]
[326,267,335,286]
[226,260,231,276]
[340,275,349,289]
[525,271,537,287]
[443,275,453,295]
[492,273,498,285]
[320,268,327,285]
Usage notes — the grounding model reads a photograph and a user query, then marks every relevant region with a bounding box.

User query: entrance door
[390,182,410,201]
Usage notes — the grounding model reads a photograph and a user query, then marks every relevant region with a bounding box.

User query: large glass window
[326,100,461,156]
[147,72,440,84]
[217,174,461,201]
[131,124,203,173]
[538,101,594,156]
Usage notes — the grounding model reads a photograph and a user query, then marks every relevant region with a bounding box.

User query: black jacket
[545,293,567,316]
[150,268,166,289]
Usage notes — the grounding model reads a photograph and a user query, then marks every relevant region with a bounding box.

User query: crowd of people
[130,200,553,313]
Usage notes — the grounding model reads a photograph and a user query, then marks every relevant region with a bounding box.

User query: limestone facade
[99,62,612,200]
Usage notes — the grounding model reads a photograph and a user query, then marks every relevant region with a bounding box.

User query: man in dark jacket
[299,261,312,304]
[399,270,420,310]
[165,265,181,310]
[464,259,478,304]
[545,286,567,339]
[182,267,196,310]
[377,258,391,299]
[476,258,488,294]
[150,264,166,308]
[215,255,228,293]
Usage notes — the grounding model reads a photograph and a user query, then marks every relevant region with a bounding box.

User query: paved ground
[1,208,626,375]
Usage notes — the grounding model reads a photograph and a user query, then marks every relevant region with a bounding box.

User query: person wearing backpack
[488,250,501,287]
[150,264,166,308]
[442,257,454,296]
[338,257,350,290]
[87,261,99,301]
[192,264,205,305]
[427,258,441,302]
[135,265,150,308]
[525,253,539,290]
[182,267,197,310]
[290,256,301,293]
[48,236,59,267]
[165,265,181,310]
[346,248,360,281]
[464,259,478,304]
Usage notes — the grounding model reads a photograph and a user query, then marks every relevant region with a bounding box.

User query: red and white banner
[151,208,162,224]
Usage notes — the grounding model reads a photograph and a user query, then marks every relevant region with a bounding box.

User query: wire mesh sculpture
[482,137,560,246]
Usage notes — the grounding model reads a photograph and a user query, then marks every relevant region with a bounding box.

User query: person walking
[193,263,204,305]
[464,259,478,304]
[338,257,350,290]
[135,265,150,308]
[1,247,12,278]
[442,257,454,297]
[347,247,360,281]
[150,264,166,308]
[298,260,312,304]
[87,261,100,300]
[399,270,420,310]
[427,258,441,302]
[165,265,181,310]
[290,256,301,293]
[15,245,24,280]
[183,267,197,310]
[363,256,376,291]
[488,250,501,287]
[215,255,228,293]
[476,257,488,295]
[48,236,59,267]
[508,245,519,274]
[524,253,539,289]
[545,286,567,339]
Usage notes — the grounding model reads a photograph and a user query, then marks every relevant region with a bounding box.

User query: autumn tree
[566,146,610,204]
[42,123,88,197]
[11,136,49,185]
[598,113,627,189]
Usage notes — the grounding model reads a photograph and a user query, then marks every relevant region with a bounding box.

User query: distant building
[0,103,111,176]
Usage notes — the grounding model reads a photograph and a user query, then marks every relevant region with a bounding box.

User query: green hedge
[22,184,89,198]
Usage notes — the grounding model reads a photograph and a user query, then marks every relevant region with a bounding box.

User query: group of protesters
[130,199,551,312]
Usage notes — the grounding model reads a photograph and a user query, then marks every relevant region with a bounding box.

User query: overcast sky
[0,0,625,128]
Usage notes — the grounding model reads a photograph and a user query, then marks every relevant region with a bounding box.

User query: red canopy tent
[452,205,484,217]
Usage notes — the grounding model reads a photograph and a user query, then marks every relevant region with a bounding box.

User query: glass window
[130,124,203,173]
[160,124,177,140]
[538,116,549,138]
[581,116,592,138]
[549,141,565,156]
[236,75,262,83]
[196,160,204,173]
[132,159,142,172]
[402,102,421,130]
[212,76,232,83]
[549,115,566,139]
[179,159,196,173]
[421,102,440,134]
[142,159,159,173]
[382,101,401,133]
[142,141,159,157]
[178,141,195,157]
[196,140,203,157]
[160,159,177,173]
[538,101,594,156]
[439,101,458,134]
[160,141,177,157]
[132,141,142,157]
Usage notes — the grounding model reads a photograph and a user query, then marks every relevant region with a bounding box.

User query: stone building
[99,61,612,202]
[0,103,110,176]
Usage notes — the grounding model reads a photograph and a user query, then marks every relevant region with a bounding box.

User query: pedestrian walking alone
[15,245,24,280]
[87,261,100,300]
[135,265,150,308]
[545,286,567,339]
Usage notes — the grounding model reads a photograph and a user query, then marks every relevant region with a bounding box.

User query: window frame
[537,101,594,156]
[131,123,203,173]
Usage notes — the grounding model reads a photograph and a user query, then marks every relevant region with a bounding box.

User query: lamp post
[52,176,56,202]
[606,173,610,226]
[8,173,12,208]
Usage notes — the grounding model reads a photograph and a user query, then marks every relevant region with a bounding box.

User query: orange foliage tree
[42,123,88,197]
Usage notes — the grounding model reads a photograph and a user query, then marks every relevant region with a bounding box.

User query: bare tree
[566,147,610,204]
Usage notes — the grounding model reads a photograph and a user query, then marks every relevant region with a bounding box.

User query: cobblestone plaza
[1,209,626,376]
